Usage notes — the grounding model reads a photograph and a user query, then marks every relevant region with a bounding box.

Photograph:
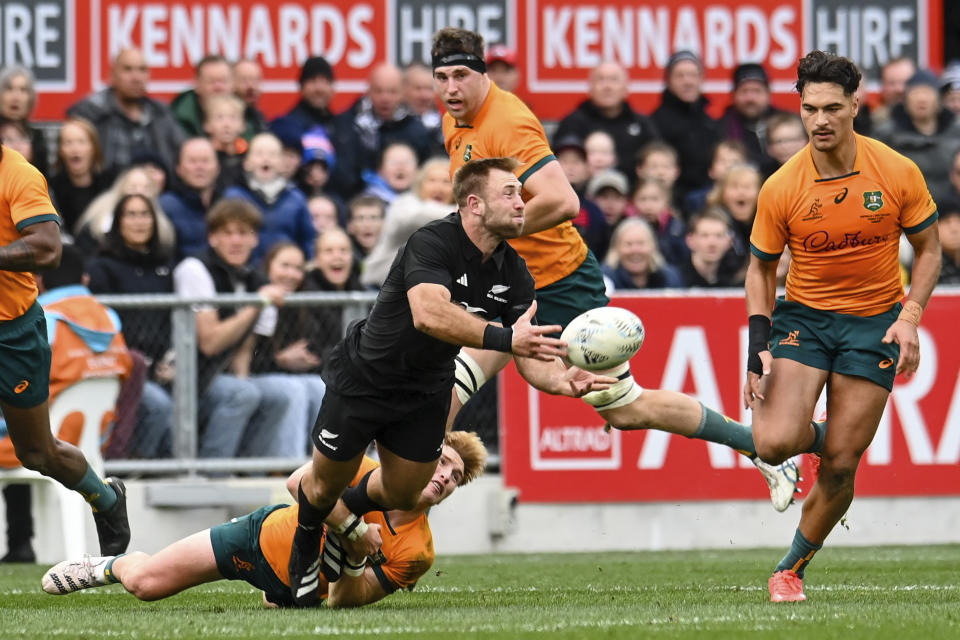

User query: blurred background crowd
[2,46,960,470]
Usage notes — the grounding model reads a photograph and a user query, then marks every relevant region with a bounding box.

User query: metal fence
[94,291,501,476]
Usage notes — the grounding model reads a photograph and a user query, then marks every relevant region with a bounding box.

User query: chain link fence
[95,291,501,476]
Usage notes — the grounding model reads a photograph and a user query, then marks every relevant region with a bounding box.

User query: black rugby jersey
[330,212,535,394]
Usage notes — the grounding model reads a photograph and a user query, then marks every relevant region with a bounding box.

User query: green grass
[3,546,959,639]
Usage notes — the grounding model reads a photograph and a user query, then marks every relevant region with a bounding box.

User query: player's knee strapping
[341,469,386,517]
[581,362,643,410]
[454,352,487,405]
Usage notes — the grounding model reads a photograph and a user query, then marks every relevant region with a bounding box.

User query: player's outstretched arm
[743,254,779,409]
[515,356,617,397]
[0,220,61,271]
[326,567,389,608]
[882,223,941,378]
[515,161,580,235]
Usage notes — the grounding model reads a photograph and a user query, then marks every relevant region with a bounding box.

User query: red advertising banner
[501,290,960,502]
[25,0,943,122]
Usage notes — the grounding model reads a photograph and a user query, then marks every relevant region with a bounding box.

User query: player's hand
[511,301,565,361]
[742,350,773,409]
[562,366,618,397]
[257,283,287,307]
[342,522,382,559]
[882,319,920,378]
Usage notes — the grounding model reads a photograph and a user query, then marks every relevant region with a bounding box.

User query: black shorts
[312,365,451,463]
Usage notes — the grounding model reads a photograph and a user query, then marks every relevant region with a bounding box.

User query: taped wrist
[482,324,513,352]
[343,557,366,577]
[747,315,772,374]
[330,513,369,541]
[581,362,643,410]
[898,300,923,326]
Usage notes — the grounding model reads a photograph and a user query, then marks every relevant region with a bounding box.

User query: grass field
[2,545,958,639]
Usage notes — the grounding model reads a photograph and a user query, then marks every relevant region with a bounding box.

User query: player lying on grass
[42,430,486,608]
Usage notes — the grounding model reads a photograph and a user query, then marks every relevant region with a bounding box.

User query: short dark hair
[635,141,678,168]
[206,198,262,234]
[196,54,229,78]
[796,50,861,96]
[453,157,520,208]
[431,27,485,63]
[348,195,386,220]
[688,207,732,234]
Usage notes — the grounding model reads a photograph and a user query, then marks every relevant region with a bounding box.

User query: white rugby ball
[561,307,645,371]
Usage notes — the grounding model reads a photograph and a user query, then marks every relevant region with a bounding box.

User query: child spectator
[307,194,342,236]
[584,130,618,177]
[630,176,687,266]
[582,169,630,261]
[223,132,316,262]
[346,194,386,262]
[203,93,248,186]
[764,113,808,177]
[362,142,418,204]
[681,208,742,287]
[554,135,591,197]
[682,139,748,218]
[603,218,683,291]
[635,141,681,207]
[705,163,762,279]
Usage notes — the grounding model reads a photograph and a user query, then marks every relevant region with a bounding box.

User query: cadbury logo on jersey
[802,229,889,253]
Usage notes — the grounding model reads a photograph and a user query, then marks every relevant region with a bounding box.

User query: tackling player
[431,27,801,510]
[42,431,485,608]
[0,144,129,556]
[744,51,941,602]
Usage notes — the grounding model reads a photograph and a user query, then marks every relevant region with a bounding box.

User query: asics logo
[14,380,29,394]
[834,187,848,204]
[779,330,800,347]
[878,358,895,369]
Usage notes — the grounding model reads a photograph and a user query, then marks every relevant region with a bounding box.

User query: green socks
[775,529,822,577]
[70,466,118,513]
[103,555,123,584]
[692,403,757,457]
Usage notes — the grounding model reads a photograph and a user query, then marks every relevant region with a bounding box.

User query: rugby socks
[808,420,827,455]
[692,403,757,458]
[775,529,822,578]
[102,555,124,584]
[341,470,386,516]
[296,483,334,541]
[71,466,118,513]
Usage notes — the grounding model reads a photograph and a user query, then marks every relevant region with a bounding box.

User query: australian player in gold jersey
[0,145,129,557]
[431,27,801,512]
[744,51,941,603]
[41,431,486,608]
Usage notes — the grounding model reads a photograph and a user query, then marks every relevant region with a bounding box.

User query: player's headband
[432,52,487,74]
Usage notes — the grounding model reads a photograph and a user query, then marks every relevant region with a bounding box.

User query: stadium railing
[92,291,502,476]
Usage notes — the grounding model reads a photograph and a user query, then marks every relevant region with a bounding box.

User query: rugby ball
[561,307,645,371]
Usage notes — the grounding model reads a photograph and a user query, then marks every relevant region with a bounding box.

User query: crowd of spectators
[3,46,960,461]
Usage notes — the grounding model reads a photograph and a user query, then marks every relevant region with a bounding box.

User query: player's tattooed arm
[0,221,61,271]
